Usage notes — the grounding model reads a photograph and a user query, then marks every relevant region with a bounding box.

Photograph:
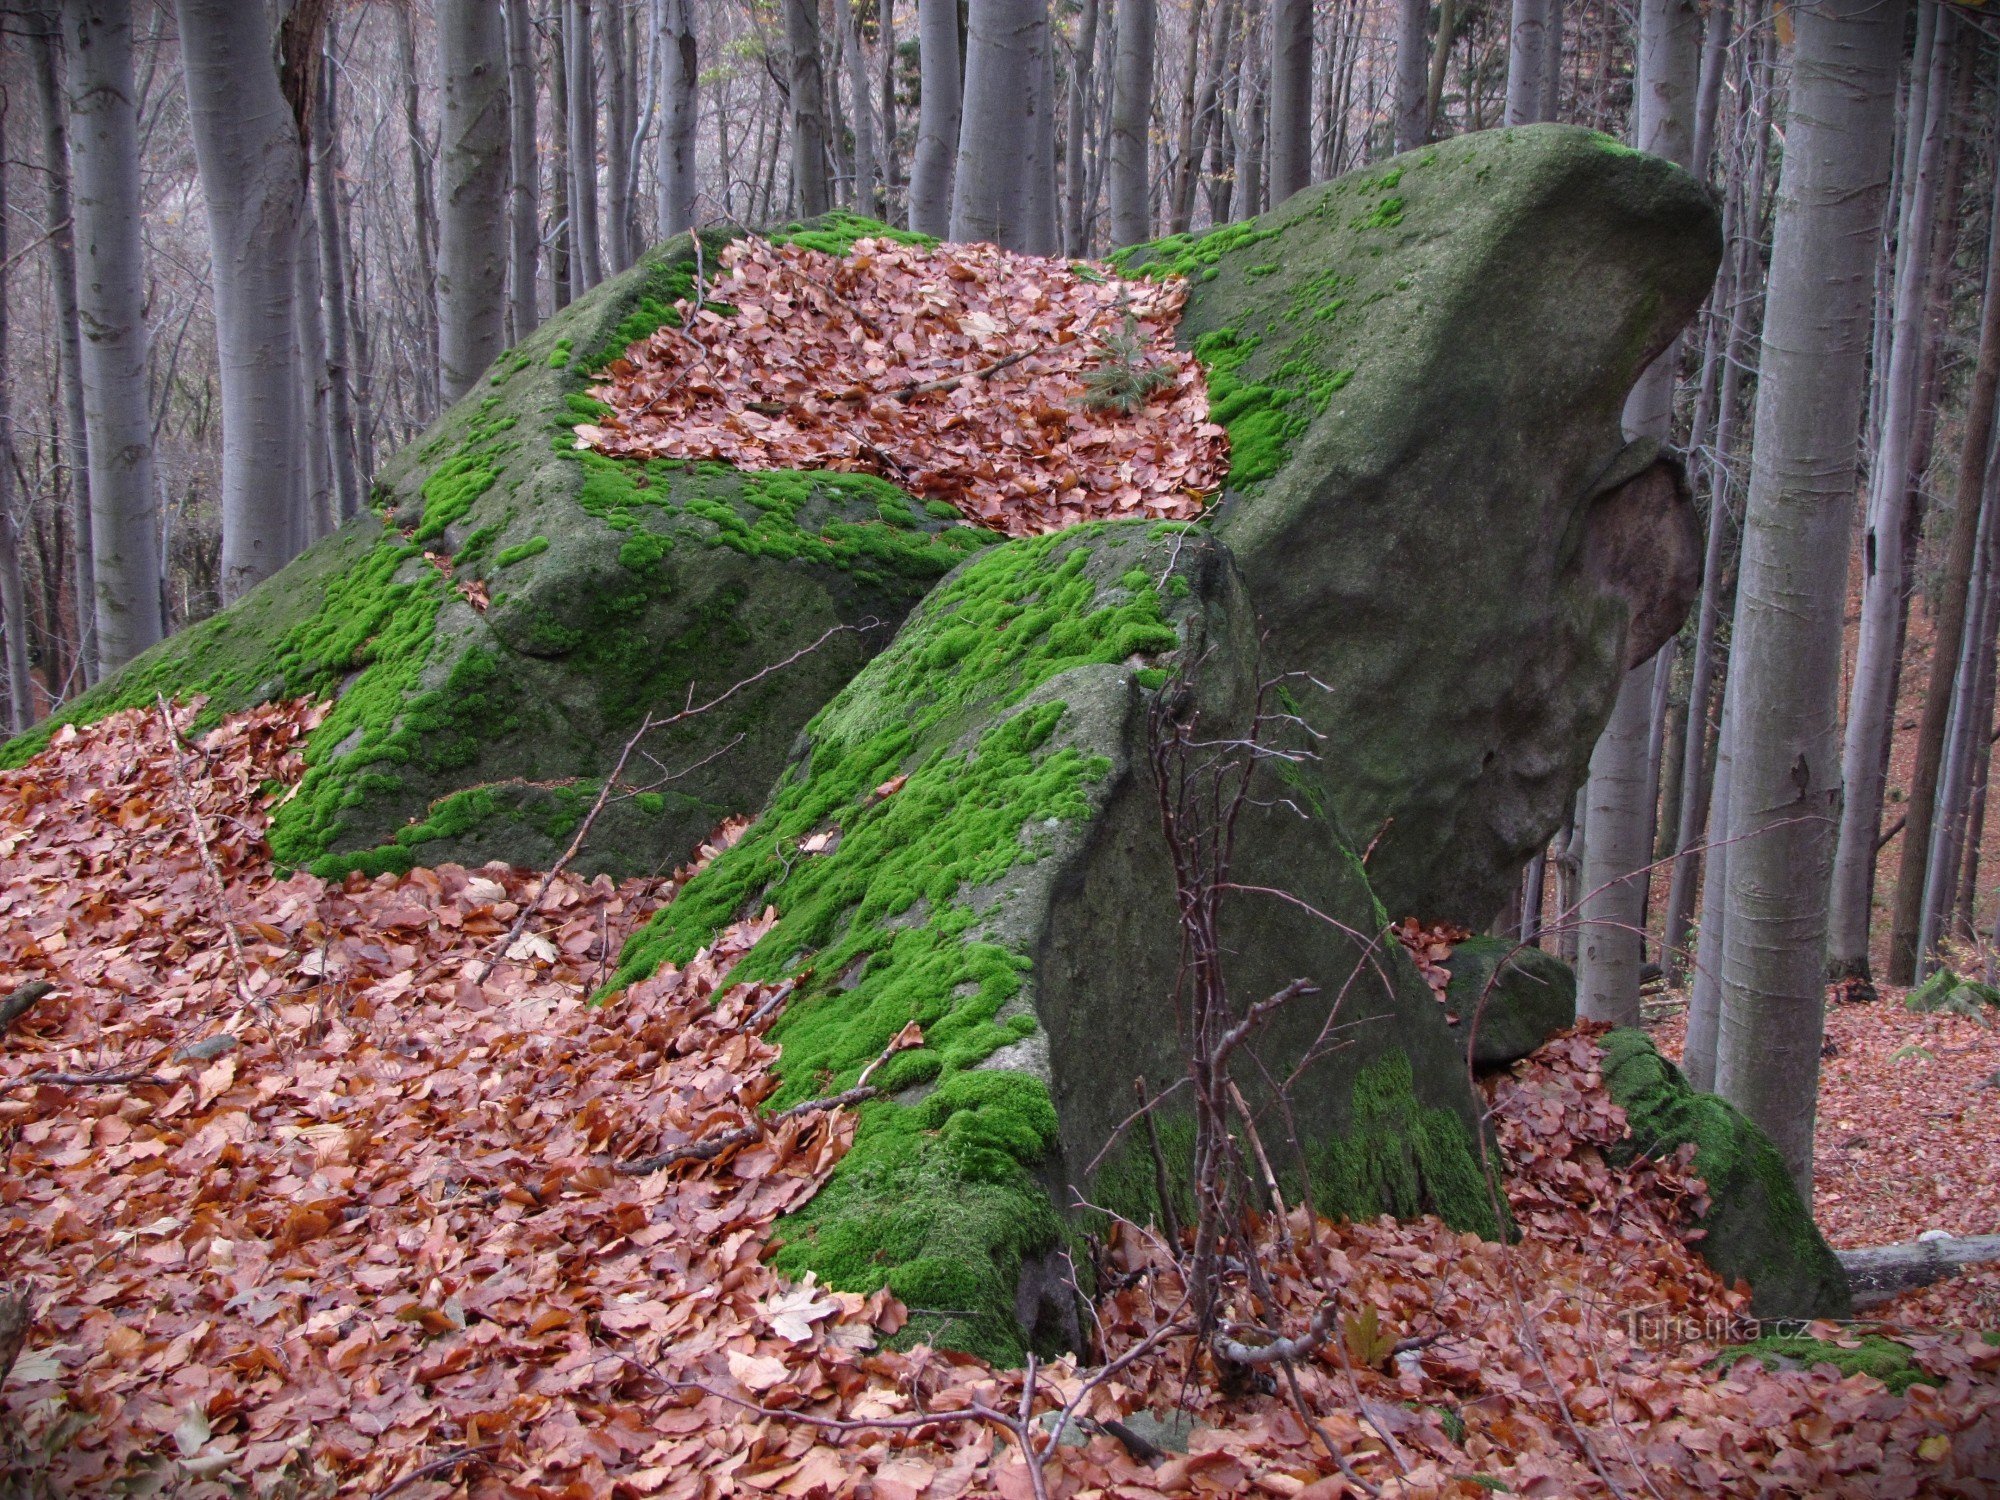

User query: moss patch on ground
[609,525,1186,1363]
[1712,1335,1935,1395]
[1600,1029,1851,1319]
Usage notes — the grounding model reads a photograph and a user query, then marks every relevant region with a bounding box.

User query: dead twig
[8,1067,168,1090]
[155,695,265,1016]
[376,1445,499,1498]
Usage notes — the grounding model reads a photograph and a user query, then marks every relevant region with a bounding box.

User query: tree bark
[658,0,698,235]
[951,0,1056,252]
[392,0,441,415]
[1108,0,1155,246]
[1838,1234,2000,1308]
[28,0,96,687]
[0,116,38,732]
[438,0,511,403]
[1574,0,1699,1026]
[1538,0,1564,121]
[565,0,603,289]
[834,0,879,215]
[1689,0,1730,179]
[1714,0,1906,1197]
[1392,0,1429,152]
[550,6,573,309]
[508,0,542,337]
[314,48,361,521]
[602,0,633,271]
[786,0,833,217]
[1063,0,1101,254]
[1504,0,1551,125]
[1827,7,1954,984]
[1266,0,1312,202]
[63,0,165,668]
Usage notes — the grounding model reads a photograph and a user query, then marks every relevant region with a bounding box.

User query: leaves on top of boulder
[577,236,1228,538]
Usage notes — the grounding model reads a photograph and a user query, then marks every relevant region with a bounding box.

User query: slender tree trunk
[296,193,335,542]
[1892,86,2000,982]
[1925,446,2000,965]
[952,0,1055,252]
[1714,0,1906,1196]
[438,0,511,402]
[0,116,37,732]
[1504,0,1551,125]
[1827,8,1954,984]
[1684,671,1735,1089]
[833,0,879,216]
[1028,13,1059,249]
[315,49,361,520]
[1166,0,1207,232]
[602,0,633,271]
[1575,0,1699,1026]
[1539,0,1564,121]
[786,0,833,217]
[63,0,164,668]
[176,0,311,601]
[392,0,441,415]
[1267,0,1311,201]
[911,0,961,235]
[29,1,95,687]
[1392,0,1428,151]
[550,10,574,308]
[658,0,697,234]
[1424,0,1460,135]
[1689,0,1730,179]
[1108,0,1156,246]
[509,0,542,335]
[1063,0,1101,254]
[566,0,603,288]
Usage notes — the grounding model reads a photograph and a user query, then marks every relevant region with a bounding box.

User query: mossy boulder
[1,216,986,878]
[1599,1029,1850,1319]
[616,521,1499,1363]
[1124,125,1720,925]
[1711,1335,1934,1394]
[1444,936,1577,1071]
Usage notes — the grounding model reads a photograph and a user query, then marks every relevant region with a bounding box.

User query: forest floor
[1,702,1996,1498]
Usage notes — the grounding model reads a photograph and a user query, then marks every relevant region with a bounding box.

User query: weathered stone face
[1144,125,1722,926]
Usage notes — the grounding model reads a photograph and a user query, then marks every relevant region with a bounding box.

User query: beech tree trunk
[1575,0,1699,1027]
[658,0,698,235]
[1714,0,1906,1196]
[29,0,96,686]
[1392,0,1428,151]
[952,0,1056,252]
[392,0,441,415]
[602,0,633,272]
[565,0,603,290]
[0,119,37,732]
[1266,0,1312,203]
[1827,7,1954,985]
[833,0,879,215]
[438,0,510,403]
[550,10,573,309]
[1505,0,1552,125]
[314,50,361,521]
[1108,0,1155,246]
[63,0,164,668]
[786,0,833,218]
[1063,0,1102,254]
[509,0,541,337]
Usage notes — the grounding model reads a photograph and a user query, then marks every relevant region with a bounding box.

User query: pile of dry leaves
[575,237,1228,537]
[3,705,1998,1497]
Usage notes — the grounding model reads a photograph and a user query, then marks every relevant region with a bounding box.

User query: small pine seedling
[1078,300,1175,414]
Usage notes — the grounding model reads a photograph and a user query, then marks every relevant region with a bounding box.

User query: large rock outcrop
[12,128,1855,1357]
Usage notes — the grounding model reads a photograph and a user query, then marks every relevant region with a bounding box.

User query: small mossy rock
[3,216,984,879]
[1122,125,1721,925]
[1598,1028,1850,1319]
[1904,969,2000,1020]
[1710,1335,1934,1395]
[615,522,1500,1363]
[1443,937,1577,1071]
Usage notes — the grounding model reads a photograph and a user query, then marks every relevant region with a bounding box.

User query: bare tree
[1266,0,1311,202]
[175,0,317,600]
[314,49,361,522]
[911,0,961,235]
[657,0,698,235]
[1063,0,1102,253]
[1392,0,1428,151]
[1714,0,1907,1196]
[64,0,165,666]
[1505,0,1553,124]
[1575,0,1700,1027]
[438,0,511,402]
[1108,0,1156,245]
[952,0,1058,252]
[0,106,37,731]
[1828,7,1956,986]
[508,0,542,338]
[392,0,441,413]
[27,1,96,687]
[565,0,604,288]
[785,0,833,217]
[833,0,880,215]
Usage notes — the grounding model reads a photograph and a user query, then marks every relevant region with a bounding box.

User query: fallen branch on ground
[1837,1233,2000,1307]
[0,981,52,1033]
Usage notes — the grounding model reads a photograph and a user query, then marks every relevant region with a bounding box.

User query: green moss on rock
[1599,1029,1851,1319]
[1711,1335,1934,1395]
